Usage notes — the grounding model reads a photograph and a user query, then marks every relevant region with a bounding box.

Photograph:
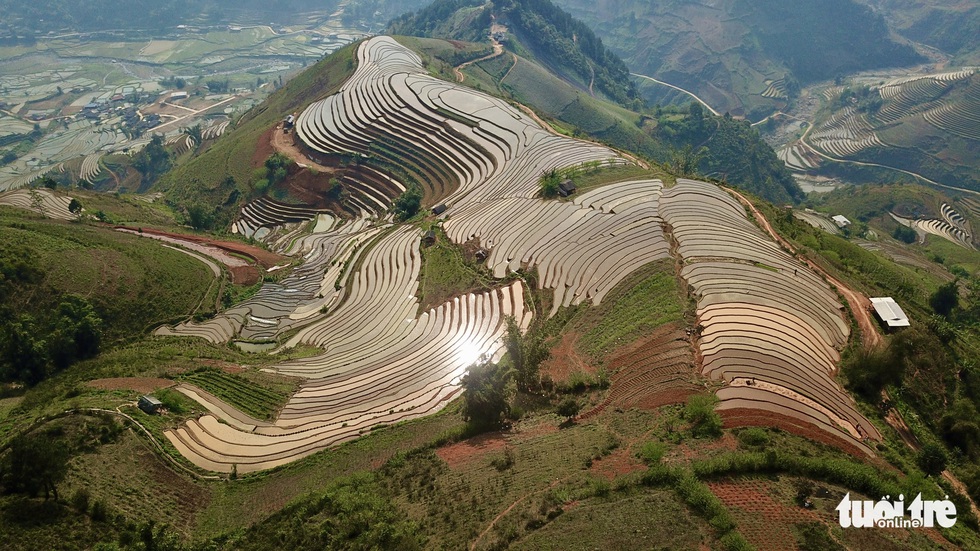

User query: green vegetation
[684,394,723,438]
[155,41,359,228]
[460,359,514,429]
[392,183,423,221]
[417,229,491,312]
[554,0,923,117]
[131,135,173,191]
[390,0,640,108]
[578,266,683,359]
[180,369,296,421]
[0,209,213,386]
[538,168,561,198]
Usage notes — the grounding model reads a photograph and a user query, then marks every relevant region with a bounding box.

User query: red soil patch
[589,447,646,481]
[114,226,284,268]
[435,432,509,469]
[540,331,595,384]
[580,323,698,420]
[708,478,821,550]
[252,126,275,168]
[87,377,175,394]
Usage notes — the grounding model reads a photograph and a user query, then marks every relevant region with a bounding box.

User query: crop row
[661,179,880,452]
[444,179,669,317]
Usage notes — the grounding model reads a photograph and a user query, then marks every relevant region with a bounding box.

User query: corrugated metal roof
[870,297,910,327]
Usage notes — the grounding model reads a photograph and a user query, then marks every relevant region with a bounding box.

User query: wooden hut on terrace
[138,395,163,414]
[558,180,576,197]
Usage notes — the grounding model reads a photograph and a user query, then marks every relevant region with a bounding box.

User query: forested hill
[387,0,641,108]
[553,0,924,118]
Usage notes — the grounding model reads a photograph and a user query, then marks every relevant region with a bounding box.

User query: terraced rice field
[161,37,878,473]
[808,106,885,158]
[661,179,880,456]
[444,179,670,317]
[777,143,819,172]
[793,210,840,235]
[295,36,624,212]
[889,211,974,249]
[0,188,78,220]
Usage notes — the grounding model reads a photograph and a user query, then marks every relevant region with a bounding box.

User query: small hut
[138,395,163,415]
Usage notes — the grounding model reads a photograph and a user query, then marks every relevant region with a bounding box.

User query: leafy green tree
[68,198,83,219]
[556,397,581,420]
[186,203,214,230]
[538,168,560,199]
[917,442,948,477]
[0,433,69,500]
[132,134,172,186]
[930,280,959,317]
[49,295,102,370]
[184,124,202,145]
[684,394,722,438]
[504,316,548,391]
[392,184,423,221]
[892,225,917,244]
[941,399,980,459]
[461,359,513,429]
[1,315,49,385]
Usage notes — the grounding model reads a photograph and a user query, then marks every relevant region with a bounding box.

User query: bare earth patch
[435,432,509,469]
[540,331,595,384]
[589,447,646,481]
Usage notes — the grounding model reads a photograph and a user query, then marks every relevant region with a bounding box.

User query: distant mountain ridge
[552,0,925,119]
[388,0,642,108]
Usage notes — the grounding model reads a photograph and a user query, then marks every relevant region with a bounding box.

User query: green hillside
[152,42,359,228]
[389,0,642,108]
[553,0,924,119]
[857,0,980,64]
[0,201,215,385]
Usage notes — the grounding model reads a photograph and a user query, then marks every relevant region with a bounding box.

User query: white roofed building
[870,297,909,330]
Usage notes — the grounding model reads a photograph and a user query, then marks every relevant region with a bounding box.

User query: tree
[504,316,548,391]
[460,359,513,429]
[392,184,422,221]
[0,434,69,500]
[684,394,722,438]
[184,124,202,145]
[538,168,560,199]
[49,294,102,370]
[917,442,948,477]
[930,280,959,318]
[40,177,58,190]
[68,198,83,220]
[892,225,917,244]
[186,203,214,230]
[556,397,581,420]
[1,315,49,385]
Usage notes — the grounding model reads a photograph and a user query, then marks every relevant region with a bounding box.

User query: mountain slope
[552,0,925,119]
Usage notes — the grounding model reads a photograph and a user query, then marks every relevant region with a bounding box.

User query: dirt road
[270,125,337,176]
[454,41,504,83]
[726,187,882,351]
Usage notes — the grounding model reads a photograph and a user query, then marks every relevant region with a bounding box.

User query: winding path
[631,72,720,116]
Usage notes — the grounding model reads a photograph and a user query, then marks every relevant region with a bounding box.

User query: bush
[684,394,722,438]
[637,441,667,465]
[892,224,917,244]
[917,442,948,477]
[392,184,422,221]
[736,428,769,447]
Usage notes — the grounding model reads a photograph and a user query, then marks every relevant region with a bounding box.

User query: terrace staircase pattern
[294,36,624,211]
[662,179,880,456]
[444,179,670,317]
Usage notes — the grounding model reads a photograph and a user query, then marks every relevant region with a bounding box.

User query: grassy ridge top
[153,42,359,227]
